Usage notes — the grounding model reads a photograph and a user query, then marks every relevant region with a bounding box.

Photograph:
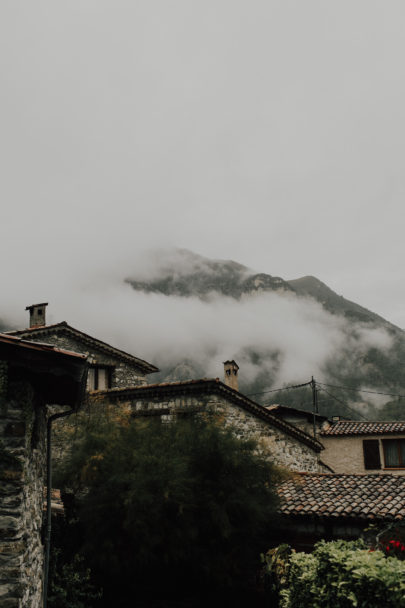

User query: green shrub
[47,549,101,608]
[58,415,282,605]
[278,540,405,608]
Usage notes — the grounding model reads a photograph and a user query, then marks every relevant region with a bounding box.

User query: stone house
[8,305,327,473]
[8,303,158,390]
[0,332,87,608]
[319,419,405,475]
[90,377,328,473]
[277,472,405,551]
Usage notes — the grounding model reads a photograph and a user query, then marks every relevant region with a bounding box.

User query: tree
[57,413,283,606]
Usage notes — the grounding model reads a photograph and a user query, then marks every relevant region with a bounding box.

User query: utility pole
[311,376,318,438]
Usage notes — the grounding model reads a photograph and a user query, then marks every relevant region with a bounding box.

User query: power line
[318,386,368,420]
[246,381,311,397]
[317,381,405,400]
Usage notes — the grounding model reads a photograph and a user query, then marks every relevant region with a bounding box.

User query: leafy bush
[57,414,282,605]
[47,549,101,608]
[276,540,405,608]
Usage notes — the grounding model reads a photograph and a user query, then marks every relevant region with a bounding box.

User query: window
[363,439,381,470]
[87,366,112,390]
[382,439,405,468]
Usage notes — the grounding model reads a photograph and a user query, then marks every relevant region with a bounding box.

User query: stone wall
[0,368,47,608]
[212,396,324,473]
[102,390,326,473]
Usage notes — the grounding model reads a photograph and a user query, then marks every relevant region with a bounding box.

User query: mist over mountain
[2,248,404,420]
[127,249,294,299]
[126,249,405,420]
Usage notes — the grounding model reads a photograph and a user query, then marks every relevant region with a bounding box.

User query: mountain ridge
[126,249,405,420]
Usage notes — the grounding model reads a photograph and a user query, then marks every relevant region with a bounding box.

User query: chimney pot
[25,303,48,328]
[223,360,239,391]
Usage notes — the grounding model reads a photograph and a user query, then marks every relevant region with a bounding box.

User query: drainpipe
[43,408,73,608]
[43,363,88,608]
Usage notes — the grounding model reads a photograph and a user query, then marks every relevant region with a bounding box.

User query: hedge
[265,540,405,608]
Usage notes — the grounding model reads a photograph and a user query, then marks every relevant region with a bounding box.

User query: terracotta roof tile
[278,473,405,521]
[321,420,405,436]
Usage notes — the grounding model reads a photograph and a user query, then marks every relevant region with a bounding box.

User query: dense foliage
[264,540,405,608]
[47,548,101,608]
[56,413,282,606]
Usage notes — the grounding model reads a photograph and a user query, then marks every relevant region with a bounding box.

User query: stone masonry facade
[92,386,327,473]
[0,368,46,608]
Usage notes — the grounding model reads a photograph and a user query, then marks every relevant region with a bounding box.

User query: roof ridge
[7,322,158,374]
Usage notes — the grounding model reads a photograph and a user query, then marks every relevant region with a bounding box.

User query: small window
[87,366,112,390]
[363,439,381,470]
[382,439,405,468]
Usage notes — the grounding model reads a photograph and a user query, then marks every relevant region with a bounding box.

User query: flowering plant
[383,538,405,558]
[364,522,405,561]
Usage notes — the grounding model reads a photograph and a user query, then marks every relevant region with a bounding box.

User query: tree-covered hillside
[126,250,405,420]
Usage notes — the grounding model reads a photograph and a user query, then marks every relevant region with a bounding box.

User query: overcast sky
[1,1,405,331]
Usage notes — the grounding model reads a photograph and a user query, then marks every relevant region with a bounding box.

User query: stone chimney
[223,360,239,391]
[26,303,48,328]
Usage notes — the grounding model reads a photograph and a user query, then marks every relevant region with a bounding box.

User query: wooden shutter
[363,439,381,470]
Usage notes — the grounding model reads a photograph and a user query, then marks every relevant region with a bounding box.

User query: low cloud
[2,249,395,403]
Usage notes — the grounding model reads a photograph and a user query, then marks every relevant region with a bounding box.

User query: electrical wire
[246,380,311,397]
[318,387,368,420]
[317,381,405,400]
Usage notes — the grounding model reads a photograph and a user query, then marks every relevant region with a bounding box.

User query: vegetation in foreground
[51,412,283,607]
[263,539,405,608]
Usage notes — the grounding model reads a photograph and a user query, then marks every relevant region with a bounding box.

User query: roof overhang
[0,334,88,409]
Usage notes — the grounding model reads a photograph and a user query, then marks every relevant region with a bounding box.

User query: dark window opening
[363,439,381,470]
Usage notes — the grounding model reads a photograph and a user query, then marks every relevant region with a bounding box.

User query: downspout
[43,366,88,608]
[43,408,74,608]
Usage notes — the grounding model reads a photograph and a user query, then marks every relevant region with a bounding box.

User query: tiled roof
[7,322,158,374]
[0,333,88,408]
[0,332,87,359]
[278,473,405,521]
[321,420,405,436]
[90,379,324,452]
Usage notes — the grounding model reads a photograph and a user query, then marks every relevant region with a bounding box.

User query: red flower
[386,546,390,551]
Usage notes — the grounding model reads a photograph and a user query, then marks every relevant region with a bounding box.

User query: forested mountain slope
[127,250,405,420]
